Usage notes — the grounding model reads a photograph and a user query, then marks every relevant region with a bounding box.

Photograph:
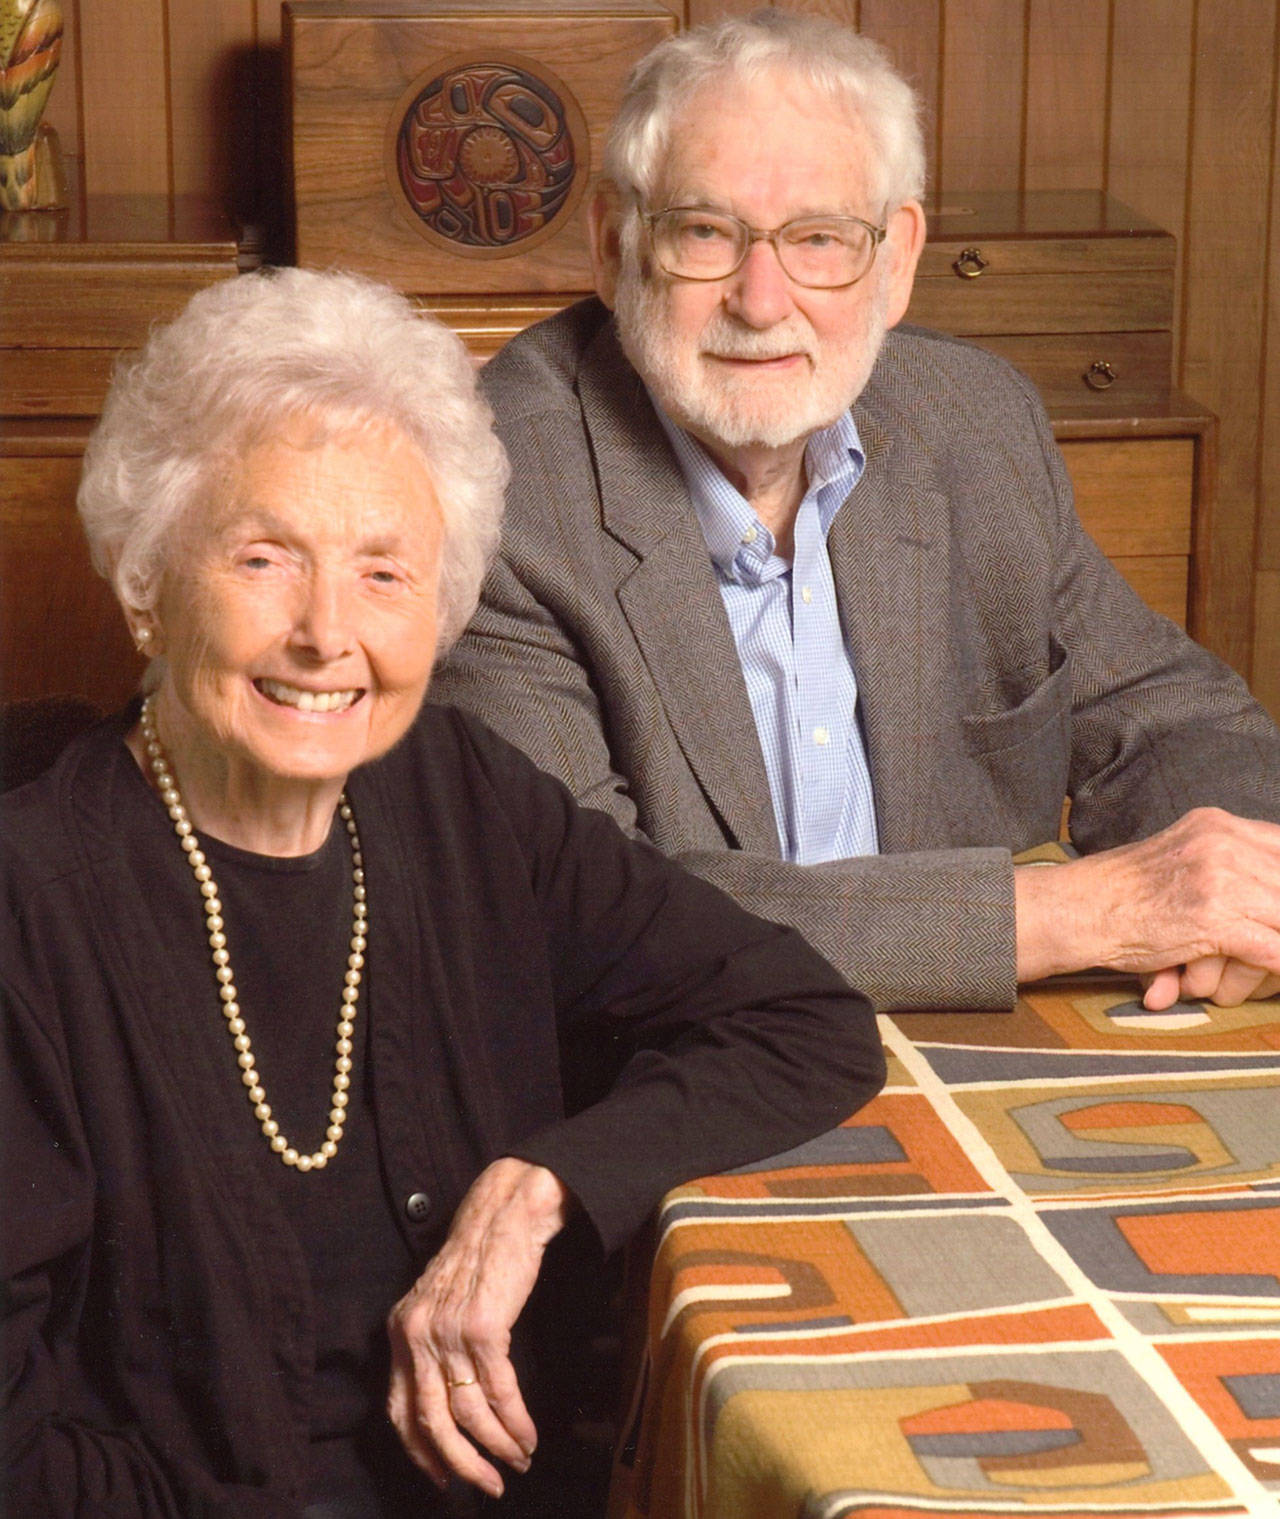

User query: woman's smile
[254,677,364,714]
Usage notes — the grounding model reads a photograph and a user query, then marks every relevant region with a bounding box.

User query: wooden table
[613,981,1280,1519]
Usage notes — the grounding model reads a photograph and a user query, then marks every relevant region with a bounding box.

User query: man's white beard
[613,256,889,452]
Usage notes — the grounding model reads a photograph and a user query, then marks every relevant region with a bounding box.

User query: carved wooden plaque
[286,0,674,310]
[387,52,587,259]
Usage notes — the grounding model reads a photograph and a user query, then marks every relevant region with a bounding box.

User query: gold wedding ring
[447,1375,478,1388]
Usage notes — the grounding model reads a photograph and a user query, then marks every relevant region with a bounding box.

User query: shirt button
[801,586,813,603]
[404,1192,432,1222]
[813,727,830,746]
[742,524,758,545]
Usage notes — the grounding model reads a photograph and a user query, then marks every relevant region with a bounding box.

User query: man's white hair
[77,266,509,654]
[604,8,926,213]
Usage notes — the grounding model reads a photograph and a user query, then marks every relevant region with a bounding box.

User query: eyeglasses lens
[652,210,875,288]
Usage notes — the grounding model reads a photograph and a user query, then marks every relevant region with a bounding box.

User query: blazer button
[405,1192,431,1222]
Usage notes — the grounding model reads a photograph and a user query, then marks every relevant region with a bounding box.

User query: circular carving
[389,54,587,259]
[458,125,520,186]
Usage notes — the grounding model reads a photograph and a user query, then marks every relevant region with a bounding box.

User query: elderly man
[435,9,1280,1013]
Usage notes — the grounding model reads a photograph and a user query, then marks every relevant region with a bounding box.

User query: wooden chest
[286,0,674,347]
[906,190,1175,412]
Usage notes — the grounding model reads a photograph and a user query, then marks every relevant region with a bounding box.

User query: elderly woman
[1,268,884,1518]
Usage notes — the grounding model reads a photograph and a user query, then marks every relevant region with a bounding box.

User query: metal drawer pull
[952,247,988,278]
[1084,360,1118,390]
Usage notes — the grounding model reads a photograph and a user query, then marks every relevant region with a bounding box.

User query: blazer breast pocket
[958,651,1073,842]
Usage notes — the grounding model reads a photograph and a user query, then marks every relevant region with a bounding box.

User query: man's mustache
[699,319,817,363]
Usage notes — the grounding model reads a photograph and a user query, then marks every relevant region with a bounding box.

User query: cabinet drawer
[906,267,1173,336]
[0,259,239,348]
[910,191,1176,343]
[1058,438,1193,556]
[2,348,120,416]
[972,331,1172,408]
[917,228,1173,278]
[1108,555,1189,628]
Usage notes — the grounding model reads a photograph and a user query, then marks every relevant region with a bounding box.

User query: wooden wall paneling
[686,0,753,24]
[860,0,941,188]
[166,0,257,203]
[244,0,288,257]
[38,0,81,167]
[938,0,1026,194]
[776,0,860,24]
[1260,50,1280,575]
[1106,0,1194,371]
[1254,49,1280,718]
[255,0,284,48]
[1257,573,1280,720]
[1024,0,1108,190]
[1178,0,1276,675]
[77,0,170,196]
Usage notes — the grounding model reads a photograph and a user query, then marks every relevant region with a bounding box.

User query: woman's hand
[386,1157,575,1497]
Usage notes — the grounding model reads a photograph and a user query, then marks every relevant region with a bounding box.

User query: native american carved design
[0,0,62,210]
[393,58,582,255]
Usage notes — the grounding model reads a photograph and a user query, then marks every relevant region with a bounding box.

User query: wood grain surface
[1024,0,1109,191]
[0,444,142,708]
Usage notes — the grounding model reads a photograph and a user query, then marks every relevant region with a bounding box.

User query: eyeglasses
[642,207,887,289]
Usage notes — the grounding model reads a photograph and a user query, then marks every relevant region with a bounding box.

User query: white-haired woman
[1,268,884,1519]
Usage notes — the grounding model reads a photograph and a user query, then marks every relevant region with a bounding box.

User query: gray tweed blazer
[433,298,1280,1010]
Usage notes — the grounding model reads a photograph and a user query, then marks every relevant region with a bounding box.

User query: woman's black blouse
[2,703,885,1517]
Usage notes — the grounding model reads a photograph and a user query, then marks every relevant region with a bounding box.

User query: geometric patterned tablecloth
[610,984,1280,1518]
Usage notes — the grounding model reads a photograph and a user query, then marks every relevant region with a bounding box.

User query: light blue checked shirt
[654,403,880,865]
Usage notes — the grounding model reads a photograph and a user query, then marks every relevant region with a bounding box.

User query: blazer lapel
[577,327,780,855]
[834,398,956,854]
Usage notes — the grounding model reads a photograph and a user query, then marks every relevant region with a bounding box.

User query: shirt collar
[650,393,865,578]
[805,409,865,534]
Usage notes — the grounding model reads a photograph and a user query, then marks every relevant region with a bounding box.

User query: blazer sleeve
[1019,383,1280,848]
[448,718,886,1254]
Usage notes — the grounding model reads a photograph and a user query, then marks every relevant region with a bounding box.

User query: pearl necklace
[140,695,367,1171]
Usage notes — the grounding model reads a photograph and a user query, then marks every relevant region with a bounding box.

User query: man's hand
[387,1158,575,1498]
[1142,959,1280,1010]
[1015,807,1280,1005]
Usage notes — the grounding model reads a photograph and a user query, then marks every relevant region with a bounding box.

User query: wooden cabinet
[1,191,257,708]
[0,420,136,706]
[904,191,1212,637]
[907,190,1175,410]
[1,193,257,418]
[1057,408,1214,634]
